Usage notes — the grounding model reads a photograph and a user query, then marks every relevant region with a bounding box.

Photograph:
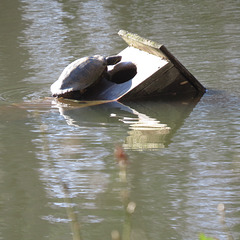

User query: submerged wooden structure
[78,30,205,101]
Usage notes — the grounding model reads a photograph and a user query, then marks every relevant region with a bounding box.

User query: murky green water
[0,0,240,239]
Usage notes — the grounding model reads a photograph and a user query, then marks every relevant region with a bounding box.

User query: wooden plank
[119,63,175,100]
[119,63,197,101]
[118,30,206,94]
[159,45,206,93]
[118,30,168,60]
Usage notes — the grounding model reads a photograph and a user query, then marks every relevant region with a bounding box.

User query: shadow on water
[53,95,202,151]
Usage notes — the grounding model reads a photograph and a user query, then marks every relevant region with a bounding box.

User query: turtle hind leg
[106,55,122,65]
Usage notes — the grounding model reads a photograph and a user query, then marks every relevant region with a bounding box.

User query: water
[0,0,240,239]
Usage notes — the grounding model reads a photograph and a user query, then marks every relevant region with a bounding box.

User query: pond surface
[0,0,240,240]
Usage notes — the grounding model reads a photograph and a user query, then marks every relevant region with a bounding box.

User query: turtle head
[105,55,122,65]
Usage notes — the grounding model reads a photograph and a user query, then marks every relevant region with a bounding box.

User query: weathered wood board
[84,30,205,101]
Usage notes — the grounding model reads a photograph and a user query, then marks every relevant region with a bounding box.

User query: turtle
[50,55,122,99]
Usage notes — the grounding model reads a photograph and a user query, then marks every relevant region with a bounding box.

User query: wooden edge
[160,45,206,93]
[118,30,206,94]
[118,30,168,60]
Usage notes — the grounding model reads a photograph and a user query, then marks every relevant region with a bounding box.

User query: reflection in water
[1,92,239,240]
[53,97,200,151]
[111,108,171,150]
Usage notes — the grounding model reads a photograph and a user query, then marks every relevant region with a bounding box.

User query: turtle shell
[51,55,108,97]
[51,55,122,98]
